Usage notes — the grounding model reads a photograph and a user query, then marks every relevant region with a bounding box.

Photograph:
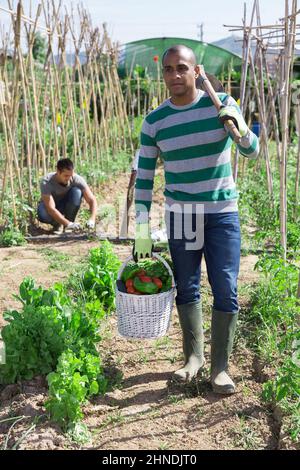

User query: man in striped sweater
[133,45,259,394]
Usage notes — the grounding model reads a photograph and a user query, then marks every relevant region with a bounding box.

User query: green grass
[99,411,125,429]
[39,248,72,271]
[230,416,264,450]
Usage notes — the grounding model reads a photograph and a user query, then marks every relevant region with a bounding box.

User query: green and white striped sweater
[135,90,259,223]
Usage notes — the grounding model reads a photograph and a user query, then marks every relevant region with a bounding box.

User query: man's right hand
[133,222,153,262]
[65,222,81,232]
[86,219,95,230]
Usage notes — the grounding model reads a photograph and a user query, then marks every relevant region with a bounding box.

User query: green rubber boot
[210,308,239,394]
[173,301,205,382]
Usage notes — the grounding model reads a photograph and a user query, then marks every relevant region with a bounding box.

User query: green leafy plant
[263,358,300,404]
[45,349,108,431]
[0,242,122,439]
[0,278,105,385]
[0,304,67,384]
[65,299,106,357]
[0,278,74,384]
[14,277,71,311]
[81,241,121,311]
[262,357,300,441]
[0,227,27,247]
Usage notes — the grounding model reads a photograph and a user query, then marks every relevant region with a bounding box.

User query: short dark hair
[57,158,74,172]
[162,45,196,66]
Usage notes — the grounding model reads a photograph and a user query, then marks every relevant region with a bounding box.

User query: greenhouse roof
[118,37,242,77]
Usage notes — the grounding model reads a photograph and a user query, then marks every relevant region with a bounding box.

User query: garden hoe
[197,65,242,143]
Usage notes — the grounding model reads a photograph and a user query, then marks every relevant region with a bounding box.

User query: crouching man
[37,158,97,233]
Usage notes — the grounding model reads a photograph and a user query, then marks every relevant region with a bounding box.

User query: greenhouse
[118,37,242,76]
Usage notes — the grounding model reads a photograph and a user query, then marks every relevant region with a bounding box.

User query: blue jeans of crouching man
[167,210,241,313]
[37,187,83,227]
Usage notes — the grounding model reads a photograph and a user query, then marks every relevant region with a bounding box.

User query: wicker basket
[116,253,176,339]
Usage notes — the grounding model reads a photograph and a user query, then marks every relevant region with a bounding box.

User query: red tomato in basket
[152,277,163,289]
[127,286,143,295]
[127,286,136,294]
[139,276,152,283]
[125,279,134,288]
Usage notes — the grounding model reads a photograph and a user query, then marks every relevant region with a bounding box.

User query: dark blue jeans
[37,187,82,226]
[167,211,241,313]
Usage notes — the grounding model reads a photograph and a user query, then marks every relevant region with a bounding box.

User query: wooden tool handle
[198,66,242,144]
[223,120,242,144]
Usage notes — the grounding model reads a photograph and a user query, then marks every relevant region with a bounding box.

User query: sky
[0,0,290,46]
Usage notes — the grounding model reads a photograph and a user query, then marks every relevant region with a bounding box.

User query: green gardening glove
[218,105,248,137]
[133,222,153,262]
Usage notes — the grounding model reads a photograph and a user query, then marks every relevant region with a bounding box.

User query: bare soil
[0,170,293,450]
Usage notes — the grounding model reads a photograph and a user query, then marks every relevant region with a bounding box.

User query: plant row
[0,241,121,442]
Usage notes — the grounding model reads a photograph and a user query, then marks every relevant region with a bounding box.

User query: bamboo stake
[26,4,47,174]
[0,72,9,219]
[233,0,256,181]
[261,48,281,166]
[89,60,103,167]
[93,59,110,159]
[249,49,274,202]
[8,0,22,154]
[1,54,24,199]
[56,17,81,163]
[279,0,297,260]
[42,0,67,157]
[294,104,300,219]
[0,96,17,225]
[85,47,101,168]
[226,59,232,95]
[287,0,298,141]
[3,93,24,199]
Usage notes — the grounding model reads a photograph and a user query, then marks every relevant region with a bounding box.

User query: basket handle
[117,253,175,287]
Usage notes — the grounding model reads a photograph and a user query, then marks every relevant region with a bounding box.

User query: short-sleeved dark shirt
[40,172,88,203]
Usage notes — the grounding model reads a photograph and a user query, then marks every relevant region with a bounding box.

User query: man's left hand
[218,106,248,137]
[86,219,95,230]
